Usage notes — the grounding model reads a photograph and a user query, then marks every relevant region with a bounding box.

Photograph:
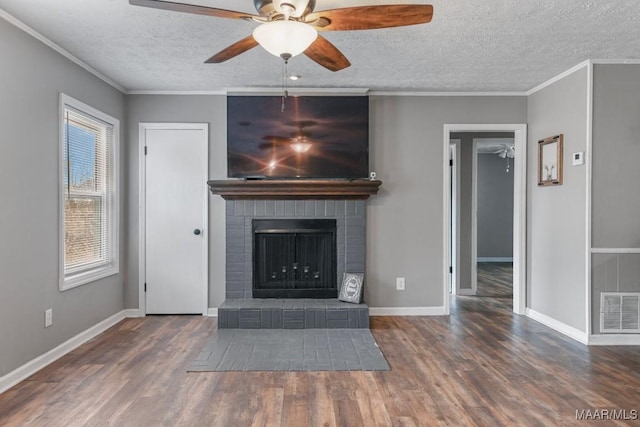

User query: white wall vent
[600,293,640,333]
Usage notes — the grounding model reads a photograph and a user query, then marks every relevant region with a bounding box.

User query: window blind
[63,107,114,275]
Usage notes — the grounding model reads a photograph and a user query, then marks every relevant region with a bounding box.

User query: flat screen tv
[227,96,369,179]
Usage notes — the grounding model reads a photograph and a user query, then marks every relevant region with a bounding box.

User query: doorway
[138,123,209,315]
[443,124,527,315]
[474,138,515,298]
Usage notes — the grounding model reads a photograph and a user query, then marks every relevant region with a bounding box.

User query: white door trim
[449,142,461,295]
[138,123,209,316]
[443,124,527,315]
[470,139,479,295]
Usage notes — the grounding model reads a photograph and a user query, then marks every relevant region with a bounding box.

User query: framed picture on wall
[538,134,563,186]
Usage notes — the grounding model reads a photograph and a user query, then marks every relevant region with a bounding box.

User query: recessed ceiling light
[289,74,301,81]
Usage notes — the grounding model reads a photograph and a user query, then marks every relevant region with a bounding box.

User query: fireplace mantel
[207,179,382,200]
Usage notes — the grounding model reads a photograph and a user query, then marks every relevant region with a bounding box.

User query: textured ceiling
[1,0,639,92]
[476,139,514,154]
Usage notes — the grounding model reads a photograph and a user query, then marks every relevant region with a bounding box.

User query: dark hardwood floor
[2,275,640,426]
[476,262,513,299]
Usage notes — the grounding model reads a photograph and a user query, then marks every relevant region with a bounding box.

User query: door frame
[449,141,461,295]
[470,138,479,296]
[138,123,209,316]
[443,124,527,315]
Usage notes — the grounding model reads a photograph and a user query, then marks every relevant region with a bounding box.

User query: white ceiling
[1,0,639,93]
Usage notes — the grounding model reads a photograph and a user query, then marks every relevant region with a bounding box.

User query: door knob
[193,228,201,235]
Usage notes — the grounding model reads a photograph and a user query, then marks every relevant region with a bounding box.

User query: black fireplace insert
[252,219,337,298]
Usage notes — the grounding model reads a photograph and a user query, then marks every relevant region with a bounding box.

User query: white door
[142,124,208,314]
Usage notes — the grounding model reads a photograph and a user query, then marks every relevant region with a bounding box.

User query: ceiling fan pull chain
[281,57,289,112]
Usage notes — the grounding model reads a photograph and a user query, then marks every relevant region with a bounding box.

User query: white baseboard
[124,308,144,318]
[457,289,476,296]
[0,310,126,395]
[369,306,447,316]
[588,334,640,346]
[477,257,513,263]
[206,308,218,317]
[526,308,588,344]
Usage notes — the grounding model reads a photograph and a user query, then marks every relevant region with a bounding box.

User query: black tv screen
[227,96,369,179]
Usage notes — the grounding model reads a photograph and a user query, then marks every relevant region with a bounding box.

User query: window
[60,94,119,290]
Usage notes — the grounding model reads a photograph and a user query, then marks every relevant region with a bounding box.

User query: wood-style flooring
[2,268,640,426]
[476,262,513,299]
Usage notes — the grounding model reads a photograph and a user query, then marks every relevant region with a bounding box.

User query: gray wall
[458,139,473,290]
[125,95,527,310]
[591,64,640,333]
[592,253,640,333]
[477,153,514,258]
[3,9,638,379]
[591,64,640,249]
[125,95,227,309]
[0,19,126,376]
[367,96,527,307]
[526,67,589,332]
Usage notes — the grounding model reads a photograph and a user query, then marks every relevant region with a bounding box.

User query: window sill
[60,265,119,291]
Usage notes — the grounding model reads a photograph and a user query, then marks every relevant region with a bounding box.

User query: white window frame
[59,93,119,291]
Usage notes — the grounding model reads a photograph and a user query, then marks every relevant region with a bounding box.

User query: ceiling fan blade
[205,35,259,63]
[304,36,350,72]
[129,0,257,20]
[307,4,433,31]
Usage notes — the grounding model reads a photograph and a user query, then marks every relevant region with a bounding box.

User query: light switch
[572,152,584,166]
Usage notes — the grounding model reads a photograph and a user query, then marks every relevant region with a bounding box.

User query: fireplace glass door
[253,219,337,298]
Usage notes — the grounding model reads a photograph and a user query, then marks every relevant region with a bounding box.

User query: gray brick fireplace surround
[225,199,366,299]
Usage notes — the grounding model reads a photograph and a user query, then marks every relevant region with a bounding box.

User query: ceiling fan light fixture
[253,20,317,59]
[273,0,311,18]
[291,141,312,153]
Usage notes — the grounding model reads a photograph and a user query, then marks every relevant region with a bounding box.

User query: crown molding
[226,87,370,96]
[590,59,640,65]
[2,10,638,99]
[127,90,227,95]
[368,91,527,97]
[126,89,528,97]
[0,9,126,93]
[526,60,591,96]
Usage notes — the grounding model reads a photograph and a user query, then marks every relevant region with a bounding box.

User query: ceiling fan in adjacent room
[493,144,515,173]
[494,144,515,159]
[129,0,434,71]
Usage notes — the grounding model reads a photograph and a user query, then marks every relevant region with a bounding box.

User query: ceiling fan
[129,0,434,72]
[493,144,515,173]
[259,120,323,152]
[494,144,515,159]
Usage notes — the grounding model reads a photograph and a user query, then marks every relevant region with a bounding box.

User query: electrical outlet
[45,308,53,328]
[396,277,405,291]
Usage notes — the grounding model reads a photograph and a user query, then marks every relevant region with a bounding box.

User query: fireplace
[209,182,381,329]
[222,199,368,300]
[253,219,337,298]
